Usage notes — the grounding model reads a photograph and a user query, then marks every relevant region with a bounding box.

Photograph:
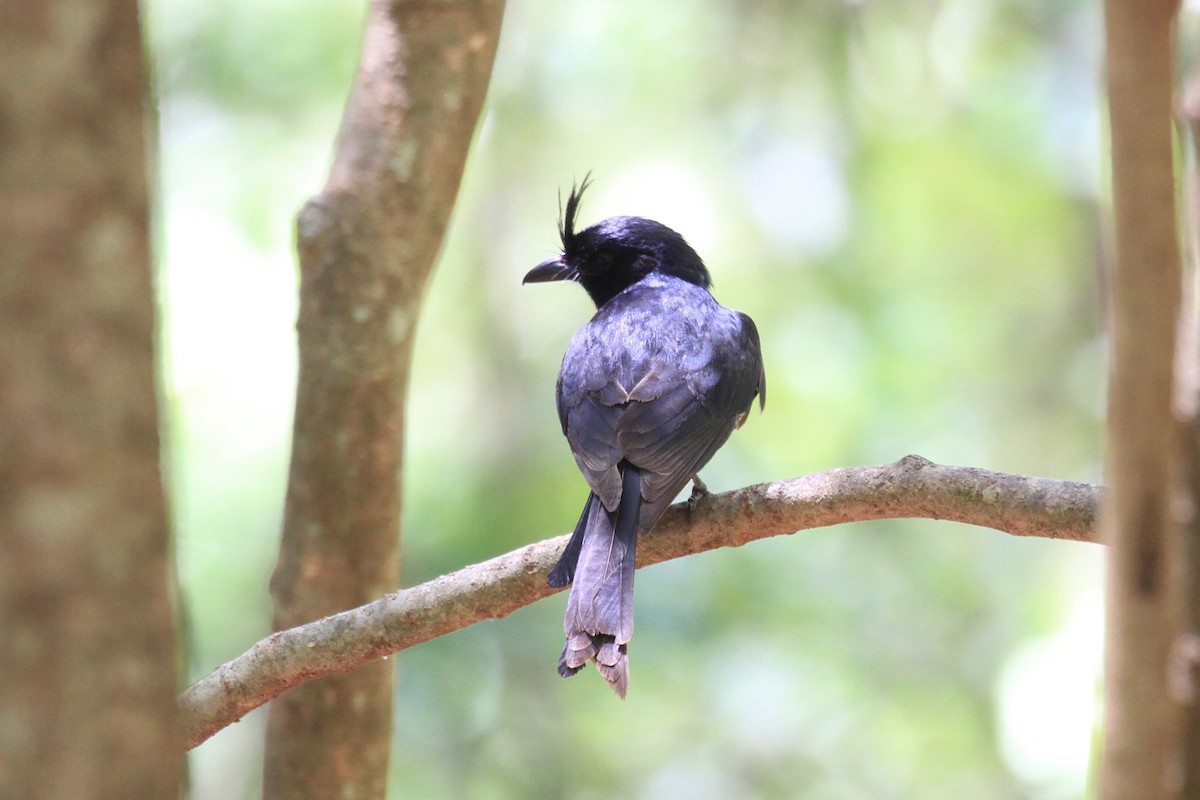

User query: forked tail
[552,465,641,698]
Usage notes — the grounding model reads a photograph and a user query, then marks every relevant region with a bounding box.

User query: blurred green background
[148,0,1105,797]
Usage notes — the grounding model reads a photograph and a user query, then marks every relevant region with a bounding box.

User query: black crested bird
[523,177,765,698]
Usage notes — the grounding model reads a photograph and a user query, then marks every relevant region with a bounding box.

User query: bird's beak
[523,256,576,284]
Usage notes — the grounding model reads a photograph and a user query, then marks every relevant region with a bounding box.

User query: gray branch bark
[181,455,1100,750]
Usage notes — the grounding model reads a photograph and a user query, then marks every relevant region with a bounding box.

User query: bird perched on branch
[523,177,765,698]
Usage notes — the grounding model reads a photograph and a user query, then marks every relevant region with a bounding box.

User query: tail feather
[547,493,595,588]
[554,465,641,698]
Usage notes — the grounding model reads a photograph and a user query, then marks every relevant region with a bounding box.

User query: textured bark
[183,457,1101,749]
[263,1,505,798]
[1099,1,1184,797]
[0,2,181,798]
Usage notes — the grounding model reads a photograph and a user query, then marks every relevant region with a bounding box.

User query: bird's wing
[739,312,767,412]
[557,301,764,522]
[615,374,739,529]
[557,370,625,510]
[621,310,764,527]
[557,359,723,515]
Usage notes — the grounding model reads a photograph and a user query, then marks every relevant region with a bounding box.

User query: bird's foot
[687,476,710,515]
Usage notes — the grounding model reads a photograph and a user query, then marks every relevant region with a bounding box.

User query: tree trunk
[263,1,505,798]
[1099,1,1184,797]
[0,2,181,798]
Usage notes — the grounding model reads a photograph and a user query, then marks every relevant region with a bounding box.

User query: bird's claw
[687,476,710,516]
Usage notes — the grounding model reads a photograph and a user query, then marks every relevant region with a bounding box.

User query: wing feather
[557,281,764,531]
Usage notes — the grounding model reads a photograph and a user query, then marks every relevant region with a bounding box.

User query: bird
[523,176,765,698]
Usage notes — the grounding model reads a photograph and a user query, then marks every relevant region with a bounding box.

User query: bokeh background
[148,0,1106,797]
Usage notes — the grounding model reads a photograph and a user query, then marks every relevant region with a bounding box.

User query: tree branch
[180,455,1100,750]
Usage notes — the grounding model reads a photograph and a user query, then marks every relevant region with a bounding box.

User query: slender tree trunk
[263,2,505,798]
[1099,1,1184,797]
[0,2,181,798]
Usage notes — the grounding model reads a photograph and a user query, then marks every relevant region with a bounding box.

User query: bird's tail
[553,464,641,699]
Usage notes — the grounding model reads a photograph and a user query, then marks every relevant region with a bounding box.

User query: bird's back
[556,273,763,530]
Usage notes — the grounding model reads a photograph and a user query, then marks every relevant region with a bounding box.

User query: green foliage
[152,0,1102,796]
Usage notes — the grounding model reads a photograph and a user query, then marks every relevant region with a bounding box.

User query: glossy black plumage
[524,177,765,697]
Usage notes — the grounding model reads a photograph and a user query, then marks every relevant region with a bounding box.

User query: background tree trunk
[1099,1,1184,797]
[263,1,505,797]
[0,1,181,798]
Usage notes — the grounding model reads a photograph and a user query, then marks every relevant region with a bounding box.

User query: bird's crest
[558,173,593,255]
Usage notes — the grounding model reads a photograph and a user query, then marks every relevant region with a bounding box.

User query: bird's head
[523,176,711,308]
